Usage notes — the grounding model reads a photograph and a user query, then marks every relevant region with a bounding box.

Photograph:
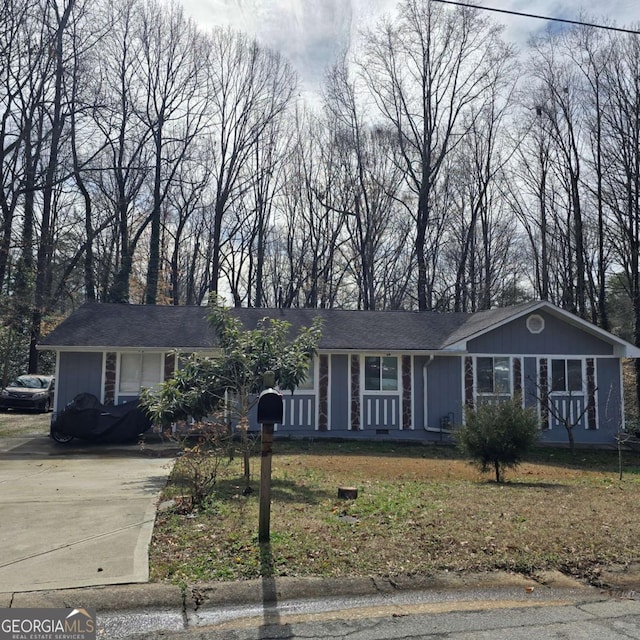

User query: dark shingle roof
[229,307,471,351]
[40,303,479,351]
[40,304,217,349]
[37,300,640,357]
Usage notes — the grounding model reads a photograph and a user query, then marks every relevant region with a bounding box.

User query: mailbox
[257,388,283,424]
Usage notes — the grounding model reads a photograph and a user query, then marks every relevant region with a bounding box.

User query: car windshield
[9,376,49,389]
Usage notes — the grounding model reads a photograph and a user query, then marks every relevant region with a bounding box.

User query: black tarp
[51,393,152,443]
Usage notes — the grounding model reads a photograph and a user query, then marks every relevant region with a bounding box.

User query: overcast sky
[179,0,640,90]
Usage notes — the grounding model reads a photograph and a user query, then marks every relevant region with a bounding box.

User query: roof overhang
[316,349,467,356]
[37,345,222,355]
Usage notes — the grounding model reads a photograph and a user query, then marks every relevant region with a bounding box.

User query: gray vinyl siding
[425,356,463,430]
[413,356,428,428]
[250,353,350,435]
[57,351,103,410]
[527,356,622,446]
[54,334,626,447]
[596,357,622,432]
[468,311,613,356]
[330,354,349,432]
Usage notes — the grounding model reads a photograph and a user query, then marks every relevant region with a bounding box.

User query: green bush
[455,397,540,483]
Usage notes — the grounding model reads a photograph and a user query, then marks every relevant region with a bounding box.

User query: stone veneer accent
[513,357,522,396]
[402,355,412,429]
[318,354,329,431]
[104,352,117,404]
[539,358,549,429]
[350,355,360,430]
[587,358,596,430]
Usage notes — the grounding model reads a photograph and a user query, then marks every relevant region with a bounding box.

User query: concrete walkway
[0,434,175,593]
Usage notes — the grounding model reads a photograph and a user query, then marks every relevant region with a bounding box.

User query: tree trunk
[566,425,575,456]
[145,125,163,305]
[29,0,75,372]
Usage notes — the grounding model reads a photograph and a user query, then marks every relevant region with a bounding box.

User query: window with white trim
[119,352,163,394]
[550,358,583,393]
[364,356,398,391]
[297,358,315,391]
[476,357,511,395]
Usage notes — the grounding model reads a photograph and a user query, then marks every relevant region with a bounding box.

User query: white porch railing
[549,395,587,429]
[362,394,400,429]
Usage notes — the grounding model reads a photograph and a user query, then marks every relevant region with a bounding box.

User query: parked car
[0,375,55,412]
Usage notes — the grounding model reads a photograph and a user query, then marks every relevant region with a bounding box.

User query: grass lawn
[0,410,50,436]
[150,439,640,586]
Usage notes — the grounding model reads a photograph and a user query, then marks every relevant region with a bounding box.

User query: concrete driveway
[0,434,176,593]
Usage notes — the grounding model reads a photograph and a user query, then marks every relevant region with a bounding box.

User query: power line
[431,0,640,36]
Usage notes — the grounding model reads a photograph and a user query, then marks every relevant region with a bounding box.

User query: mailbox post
[256,372,283,543]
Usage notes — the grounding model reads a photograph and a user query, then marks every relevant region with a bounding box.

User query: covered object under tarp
[50,393,152,443]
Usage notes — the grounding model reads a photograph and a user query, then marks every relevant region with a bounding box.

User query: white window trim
[548,357,586,397]
[537,355,596,431]
[361,353,400,394]
[116,351,164,401]
[474,355,513,398]
[294,356,317,394]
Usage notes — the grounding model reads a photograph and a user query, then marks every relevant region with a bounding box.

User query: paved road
[97,583,640,639]
[0,434,175,593]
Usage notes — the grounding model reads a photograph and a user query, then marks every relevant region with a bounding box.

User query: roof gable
[444,301,640,357]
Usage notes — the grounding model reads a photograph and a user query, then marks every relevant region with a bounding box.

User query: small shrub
[164,420,234,510]
[455,396,539,483]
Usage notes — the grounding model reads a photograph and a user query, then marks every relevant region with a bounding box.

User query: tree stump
[338,486,358,500]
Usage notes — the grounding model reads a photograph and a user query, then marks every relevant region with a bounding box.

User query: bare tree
[277,108,351,308]
[137,0,209,305]
[360,0,515,310]
[162,150,210,305]
[323,58,408,310]
[529,31,591,317]
[25,0,88,371]
[0,0,45,290]
[204,27,296,297]
[563,24,615,329]
[92,0,151,303]
[218,113,287,308]
[0,0,59,375]
[447,52,518,312]
[600,32,640,407]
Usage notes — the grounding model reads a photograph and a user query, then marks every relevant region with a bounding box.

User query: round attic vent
[526,314,545,334]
